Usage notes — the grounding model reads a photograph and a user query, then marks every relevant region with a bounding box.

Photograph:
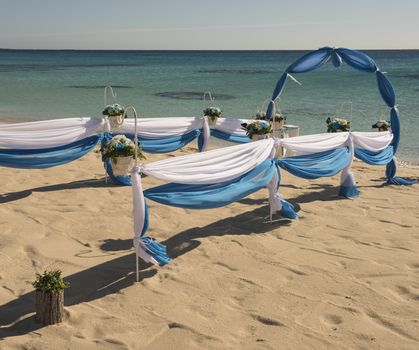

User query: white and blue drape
[130,139,295,266]
[0,118,104,168]
[130,130,393,266]
[106,117,252,185]
[276,131,394,198]
[265,46,415,186]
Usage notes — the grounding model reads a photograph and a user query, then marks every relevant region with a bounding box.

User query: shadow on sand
[0,202,294,338]
[0,180,359,338]
[0,178,117,204]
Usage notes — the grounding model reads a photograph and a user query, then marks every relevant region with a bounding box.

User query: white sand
[0,147,418,349]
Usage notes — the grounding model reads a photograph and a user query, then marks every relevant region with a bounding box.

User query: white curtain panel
[116,117,205,138]
[278,132,349,155]
[213,117,252,136]
[0,117,104,149]
[351,131,393,152]
[278,131,393,155]
[142,138,275,184]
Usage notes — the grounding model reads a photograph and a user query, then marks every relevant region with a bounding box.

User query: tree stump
[35,290,64,325]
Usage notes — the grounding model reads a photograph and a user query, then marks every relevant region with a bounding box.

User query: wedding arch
[264,46,413,186]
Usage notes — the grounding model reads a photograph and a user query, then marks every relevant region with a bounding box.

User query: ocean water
[0,49,418,161]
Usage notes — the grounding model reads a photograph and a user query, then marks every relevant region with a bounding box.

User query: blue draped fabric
[277,148,351,180]
[273,165,298,219]
[271,72,288,101]
[135,201,171,266]
[197,132,205,151]
[144,159,275,209]
[267,46,413,186]
[389,107,400,153]
[331,50,342,67]
[385,158,416,185]
[287,47,332,74]
[266,100,276,120]
[104,159,132,186]
[123,129,200,153]
[335,48,377,72]
[355,145,394,165]
[339,185,360,198]
[376,71,396,107]
[0,134,101,169]
[210,129,250,143]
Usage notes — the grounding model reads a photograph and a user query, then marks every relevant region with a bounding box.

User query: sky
[0,0,418,50]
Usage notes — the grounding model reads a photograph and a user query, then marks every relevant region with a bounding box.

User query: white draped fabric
[131,138,276,273]
[276,131,393,155]
[141,138,275,184]
[351,131,393,151]
[116,117,205,138]
[278,132,349,155]
[0,117,104,149]
[212,117,251,136]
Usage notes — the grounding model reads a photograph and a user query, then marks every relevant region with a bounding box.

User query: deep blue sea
[0,50,418,161]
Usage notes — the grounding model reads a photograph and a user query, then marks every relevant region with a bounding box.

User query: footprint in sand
[252,314,284,327]
[322,314,343,325]
[397,285,419,301]
[406,262,419,270]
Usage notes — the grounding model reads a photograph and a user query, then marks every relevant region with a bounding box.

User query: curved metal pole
[203,91,214,109]
[122,105,140,165]
[122,105,140,282]
[104,85,117,107]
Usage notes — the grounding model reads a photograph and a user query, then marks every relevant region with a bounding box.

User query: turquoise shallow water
[0,49,418,161]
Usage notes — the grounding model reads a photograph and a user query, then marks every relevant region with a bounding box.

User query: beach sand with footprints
[1,147,418,349]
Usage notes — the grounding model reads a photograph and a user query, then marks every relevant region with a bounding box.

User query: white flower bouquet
[102,135,145,176]
[241,120,273,140]
[372,120,390,132]
[326,117,351,133]
[204,107,223,124]
[102,103,125,117]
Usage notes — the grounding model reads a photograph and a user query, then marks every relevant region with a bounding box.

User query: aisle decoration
[101,134,145,176]
[203,106,223,124]
[264,46,415,186]
[241,120,272,140]
[0,117,104,169]
[372,120,390,132]
[326,117,351,133]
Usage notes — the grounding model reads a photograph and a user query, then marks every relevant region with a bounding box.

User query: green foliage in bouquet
[101,135,145,162]
[204,107,223,123]
[102,103,125,117]
[372,120,390,131]
[326,117,351,133]
[241,120,273,139]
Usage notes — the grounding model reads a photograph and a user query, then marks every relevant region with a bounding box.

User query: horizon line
[2,48,419,51]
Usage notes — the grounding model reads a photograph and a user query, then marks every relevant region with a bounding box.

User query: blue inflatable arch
[265,46,412,185]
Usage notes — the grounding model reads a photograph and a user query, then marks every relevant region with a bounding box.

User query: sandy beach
[0,145,418,349]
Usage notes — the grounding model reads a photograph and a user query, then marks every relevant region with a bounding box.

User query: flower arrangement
[253,111,266,120]
[32,270,70,293]
[101,135,145,163]
[372,120,390,132]
[241,120,273,139]
[253,112,286,124]
[102,103,125,117]
[204,107,223,123]
[270,113,286,125]
[326,117,351,133]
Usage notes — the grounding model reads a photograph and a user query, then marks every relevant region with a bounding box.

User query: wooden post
[35,290,64,325]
